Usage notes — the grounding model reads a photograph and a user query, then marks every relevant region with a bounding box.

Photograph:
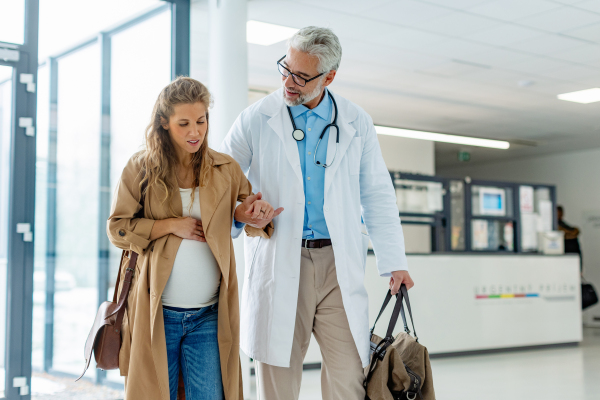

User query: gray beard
[282,79,324,107]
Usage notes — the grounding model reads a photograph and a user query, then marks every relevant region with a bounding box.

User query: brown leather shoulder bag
[77,249,138,380]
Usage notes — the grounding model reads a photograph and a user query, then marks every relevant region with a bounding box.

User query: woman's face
[163,102,208,157]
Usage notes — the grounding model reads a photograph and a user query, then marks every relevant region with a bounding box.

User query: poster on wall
[520,186,535,214]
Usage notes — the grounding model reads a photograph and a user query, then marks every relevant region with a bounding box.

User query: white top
[161,187,221,308]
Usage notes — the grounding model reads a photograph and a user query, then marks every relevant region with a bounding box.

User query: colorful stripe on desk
[476,293,539,299]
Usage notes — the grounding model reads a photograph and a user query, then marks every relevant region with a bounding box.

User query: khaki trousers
[256,246,365,400]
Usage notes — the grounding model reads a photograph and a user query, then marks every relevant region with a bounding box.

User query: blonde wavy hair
[140,77,213,216]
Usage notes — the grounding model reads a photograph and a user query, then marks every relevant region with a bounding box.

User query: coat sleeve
[359,114,408,276]
[229,158,273,240]
[220,113,253,175]
[221,113,273,239]
[107,156,156,254]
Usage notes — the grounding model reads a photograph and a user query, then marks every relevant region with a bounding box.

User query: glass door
[0,64,14,400]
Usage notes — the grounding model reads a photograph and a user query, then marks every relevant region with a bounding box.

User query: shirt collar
[289,89,331,121]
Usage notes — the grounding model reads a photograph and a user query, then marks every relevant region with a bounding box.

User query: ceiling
[195,0,600,169]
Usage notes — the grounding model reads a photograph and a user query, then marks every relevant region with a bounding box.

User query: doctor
[221,26,414,400]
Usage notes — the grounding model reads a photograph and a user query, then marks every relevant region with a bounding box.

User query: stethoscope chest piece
[292,129,305,141]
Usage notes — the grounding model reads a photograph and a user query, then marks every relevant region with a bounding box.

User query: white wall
[377,135,434,175]
[438,148,600,325]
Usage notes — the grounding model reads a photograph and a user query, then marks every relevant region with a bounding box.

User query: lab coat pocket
[348,137,362,175]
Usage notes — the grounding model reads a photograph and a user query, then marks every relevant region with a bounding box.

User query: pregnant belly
[162,240,222,307]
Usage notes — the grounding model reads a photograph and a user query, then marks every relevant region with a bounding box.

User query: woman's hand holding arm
[235,192,283,229]
[150,217,206,242]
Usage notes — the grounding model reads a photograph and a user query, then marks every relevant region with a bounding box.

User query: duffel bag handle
[370,284,418,342]
[370,290,394,335]
[400,284,418,342]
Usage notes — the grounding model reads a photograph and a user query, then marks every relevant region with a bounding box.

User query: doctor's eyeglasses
[277,55,325,87]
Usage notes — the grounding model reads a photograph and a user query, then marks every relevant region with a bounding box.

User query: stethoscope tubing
[287,92,340,168]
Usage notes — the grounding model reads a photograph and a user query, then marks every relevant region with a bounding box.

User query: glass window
[38,0,162,59]
[190,0,209,82]
[51,44,101,375]
[109,8,171,197]
[0,64,14,398]
[0,0,25,45]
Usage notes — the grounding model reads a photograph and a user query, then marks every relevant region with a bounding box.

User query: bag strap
[108,174,148,321]
[370,286,409,339]
[111,252,138,329]
[400,284,418,342]
[370,285,418,341]
[385,286,406,339]
[111,251,127,303]
[370,290,394,335]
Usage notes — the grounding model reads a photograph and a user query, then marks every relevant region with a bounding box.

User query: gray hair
[287,26,342,74]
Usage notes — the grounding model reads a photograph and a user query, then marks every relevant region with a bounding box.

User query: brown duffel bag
[364,285,435,400]
[77,250,138,380]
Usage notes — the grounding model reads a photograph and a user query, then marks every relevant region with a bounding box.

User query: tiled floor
[30,327,600,399]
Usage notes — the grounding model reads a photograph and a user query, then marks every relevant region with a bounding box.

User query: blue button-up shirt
[289,91,332,239]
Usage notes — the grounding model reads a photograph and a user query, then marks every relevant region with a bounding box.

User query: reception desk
[302,253,582,363]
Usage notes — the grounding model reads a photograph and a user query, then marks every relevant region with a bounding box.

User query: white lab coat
[220,88,408,368]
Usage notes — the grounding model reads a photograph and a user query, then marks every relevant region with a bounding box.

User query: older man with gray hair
[221,26,414,399]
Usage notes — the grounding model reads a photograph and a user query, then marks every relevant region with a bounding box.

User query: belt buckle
[304,239,310,249]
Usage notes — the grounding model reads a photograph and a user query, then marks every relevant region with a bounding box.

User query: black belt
[302,239,332,249]
[163,305,203,312]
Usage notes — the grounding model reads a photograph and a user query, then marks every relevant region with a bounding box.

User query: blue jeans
[163,304,224,400]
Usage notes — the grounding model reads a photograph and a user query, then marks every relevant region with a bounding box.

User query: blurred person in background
[558,205,582,272]
[107,77,281,400]
[221,27,413,400]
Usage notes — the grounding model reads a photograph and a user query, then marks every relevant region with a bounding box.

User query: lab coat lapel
[324,92,357,194]
[265,100,304,185]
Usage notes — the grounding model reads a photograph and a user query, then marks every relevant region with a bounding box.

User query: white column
[208,0,248,148]
[207,1,252,398]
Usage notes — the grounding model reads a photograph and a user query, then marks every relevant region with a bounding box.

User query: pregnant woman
[107,77,281,400]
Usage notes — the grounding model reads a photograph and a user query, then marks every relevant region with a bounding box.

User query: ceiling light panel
[375,126,510,149]
[557,88,600,104]
[246,21,298,46]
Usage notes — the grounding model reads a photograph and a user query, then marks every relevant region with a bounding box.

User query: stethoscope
[287,92,339,168]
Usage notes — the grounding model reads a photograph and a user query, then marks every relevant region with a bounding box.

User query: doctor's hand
[235,192,284,229]
[389,270,414,295]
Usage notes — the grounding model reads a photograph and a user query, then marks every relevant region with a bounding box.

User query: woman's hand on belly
[170,217,206,242]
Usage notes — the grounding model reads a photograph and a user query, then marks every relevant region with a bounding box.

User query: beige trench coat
[107,148,269,400]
